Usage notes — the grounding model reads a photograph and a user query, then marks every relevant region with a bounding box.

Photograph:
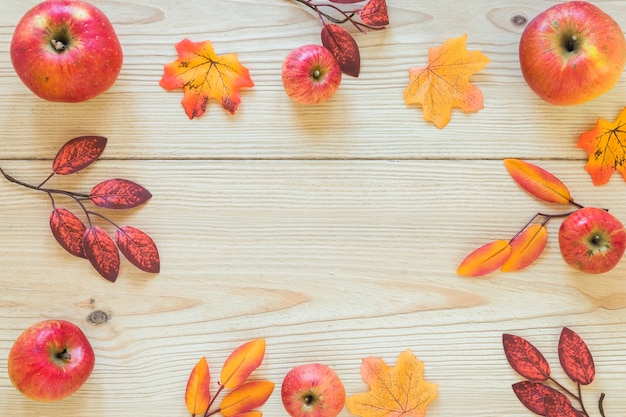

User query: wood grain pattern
[2,1,626,416]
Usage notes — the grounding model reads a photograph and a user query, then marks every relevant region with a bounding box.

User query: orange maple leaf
[346,349,438,417]
[578,107,626,185]
[160,39,254,119]
[404,34,490,129]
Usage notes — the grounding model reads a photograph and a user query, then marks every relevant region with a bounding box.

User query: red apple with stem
[558,207,626,274]
[519,1,626,105]
[10,0,123,102]
[8,320,95,402]
[282,44,342,105]
[281,363,346,417]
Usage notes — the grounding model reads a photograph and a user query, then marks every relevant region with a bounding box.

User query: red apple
[8,319,95,402]
[558,207,626,274]
[10,0,123,102]
[519,1,626,105]
[282,44,342,105]
[281,363,346,417]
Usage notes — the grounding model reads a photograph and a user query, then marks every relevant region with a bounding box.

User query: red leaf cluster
[503,328,599,417]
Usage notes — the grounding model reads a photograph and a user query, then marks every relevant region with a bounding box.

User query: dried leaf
[219,381,274,417]
[501,224,548,272]
[160,39,254,119]
[221,339,266,390]
[346,349,438,417]
[49,208,87,258]
[512,381,572,416]
[321,23,361,77]
[115,226,160,273]
[502,334,550,382]
[90,178,152,209]
[404,34,490,128]
[185,357,211,416]
[83,226,120,282]
[558,327,595,385]
[544,396,584,417]
[503,159,572,204]
[456,240,511,277]
[52,136,107,175]
[360,0,389,27]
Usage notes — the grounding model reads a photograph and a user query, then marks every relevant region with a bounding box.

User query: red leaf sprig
[503,328,604,417]
[456,159,603,277]
[292,0,389,77]
[0,136,159,282]
[185,339,274,417]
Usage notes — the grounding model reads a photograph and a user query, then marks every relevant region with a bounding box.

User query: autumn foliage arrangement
[503,327,606,417]
[0,136,159,282]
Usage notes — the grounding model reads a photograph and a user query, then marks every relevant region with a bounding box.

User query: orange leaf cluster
[185,339,273,417]
[404,34,490,129]
[346,349,438,417]
[160,39,254,119]
[578,106,626,186]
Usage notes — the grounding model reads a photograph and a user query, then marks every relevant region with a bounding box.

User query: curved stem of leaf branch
[547,377,591,417]
[507,211,575,244]
[599,392,607,417]
[0,166,90,199]
[292,0,383,33]
[203,384,226,417]
[86,210,121,230]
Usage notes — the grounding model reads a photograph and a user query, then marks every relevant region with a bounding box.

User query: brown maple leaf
[578,106,626,185]
[160,39,254,119]
[404,34,490,129]
[346,349,438,417]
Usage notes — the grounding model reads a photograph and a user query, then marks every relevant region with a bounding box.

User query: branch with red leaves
[0,136,159,282]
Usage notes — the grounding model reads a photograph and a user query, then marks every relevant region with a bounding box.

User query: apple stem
[57,349,72,362]
[50,39,67,52]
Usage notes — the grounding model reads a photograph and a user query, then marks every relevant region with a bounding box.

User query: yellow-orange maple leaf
[160,39,254,119]
[404,34,490,129]
[346,349,438,417]
[578,107,626,185]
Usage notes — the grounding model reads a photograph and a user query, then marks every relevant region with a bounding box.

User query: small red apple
[10,0,123,102]
[281,363,346,417]
[8,319,95,402]
[519,1,626,105]
[282,44,342,105]
[558,207,626,274]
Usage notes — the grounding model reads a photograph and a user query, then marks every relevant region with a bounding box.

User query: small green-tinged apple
[8,319,95,402]
[519,1,626,105]
[10,0,123,102]
[558,207,626,273]
[281,363,346,417]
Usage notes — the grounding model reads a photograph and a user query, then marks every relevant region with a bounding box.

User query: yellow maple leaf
[578,106,626,186]
[404,34,490,129]
[346,349,438,417]
[160,39,254,119]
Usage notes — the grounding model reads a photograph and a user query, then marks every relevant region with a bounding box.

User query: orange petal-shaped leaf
[185,357,211,416]
[219,381,274,417]
[221,339,266,389]
[503,159,572,204]
[457,240,511,277]
[501,225,547,272]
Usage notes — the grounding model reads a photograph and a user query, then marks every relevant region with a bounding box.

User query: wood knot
[87,310,110,324]
[510,14,527,27]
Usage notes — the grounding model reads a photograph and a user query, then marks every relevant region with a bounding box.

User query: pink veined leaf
[52,136,107,175]
[502,334,550,382]
[544,396,584,417]
[49,208,87,258]
[512,381,573,416]
[114,226,160,273]
[558,327,595,385]
[321,23,361,77]
[360,0,389,26]
[83,226,120,282]
[90,178,152,209]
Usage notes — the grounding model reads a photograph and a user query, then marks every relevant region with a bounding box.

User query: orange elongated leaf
[160,39,254,119]
[221,339,266,390]
[503,159,572,204]
[578,106,626,185]
[346,349,437,417]
[219,380,274,417]
[404,34,490,129]
[501,224,547,272]
[456,240,511,277]
[185,357,211,416]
